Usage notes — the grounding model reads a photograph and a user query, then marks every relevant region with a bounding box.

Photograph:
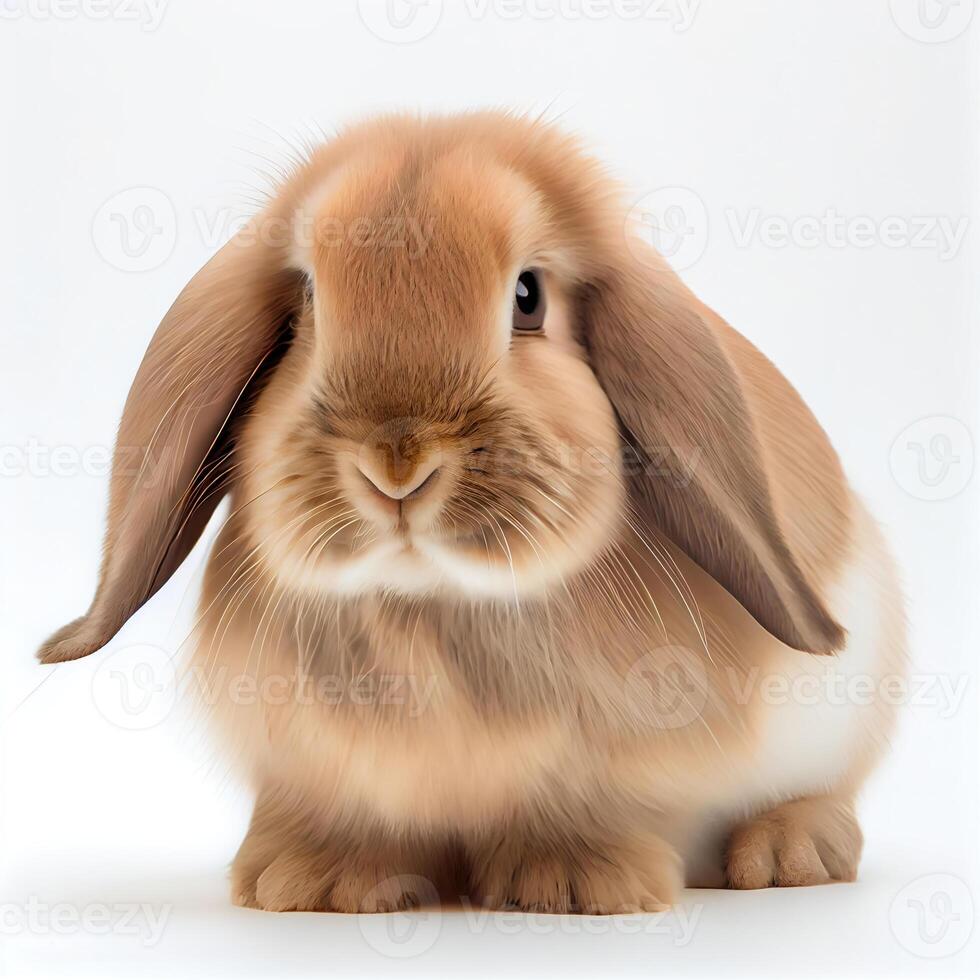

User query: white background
[2,0,978,977]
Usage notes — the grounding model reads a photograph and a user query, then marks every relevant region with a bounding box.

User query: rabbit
[38,111,905,914]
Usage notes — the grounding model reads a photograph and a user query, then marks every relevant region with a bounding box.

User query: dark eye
[512,269,546,333]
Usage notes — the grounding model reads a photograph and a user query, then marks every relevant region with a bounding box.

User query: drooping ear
[37,225,303,663]
[582,239,845,654]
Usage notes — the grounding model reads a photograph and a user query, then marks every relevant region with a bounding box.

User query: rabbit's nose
[356,454,442,503]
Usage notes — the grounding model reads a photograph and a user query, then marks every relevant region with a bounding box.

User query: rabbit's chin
[263,529,605,603]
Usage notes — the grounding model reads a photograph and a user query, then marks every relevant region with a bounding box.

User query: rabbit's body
[194,466,900,908]
[41,113,904,912]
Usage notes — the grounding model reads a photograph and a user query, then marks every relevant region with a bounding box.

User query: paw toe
[254,852,331,912]
[334,873,424,914]
[773,839,830,887]
[726,810,849,889]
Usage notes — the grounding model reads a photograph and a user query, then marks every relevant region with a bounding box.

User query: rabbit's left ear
[37,225,304,664]
[582,239,845,654]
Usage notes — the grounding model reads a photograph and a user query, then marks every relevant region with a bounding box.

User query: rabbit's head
[38,112,844,664]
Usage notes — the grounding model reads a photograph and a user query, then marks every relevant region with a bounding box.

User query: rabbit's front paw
[472,832,681,914]
[252,846,335,912]
[232,824,440,914]
[329,865,429,914]
[726,797,862,889]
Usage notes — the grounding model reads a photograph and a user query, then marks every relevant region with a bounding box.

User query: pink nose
[356,454,442,503]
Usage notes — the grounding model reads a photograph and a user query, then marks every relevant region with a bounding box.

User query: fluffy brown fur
[38,112,903,913]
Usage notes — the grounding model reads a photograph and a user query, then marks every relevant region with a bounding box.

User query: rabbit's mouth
[244,375,626,603]
[250,501,612,603]
[245,428,626,603]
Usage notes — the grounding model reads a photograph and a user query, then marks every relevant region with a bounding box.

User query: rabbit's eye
[513,270,546,333]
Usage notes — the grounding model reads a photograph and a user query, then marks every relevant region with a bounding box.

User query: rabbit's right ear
[38,223,304,663]
[581,237,846,655]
